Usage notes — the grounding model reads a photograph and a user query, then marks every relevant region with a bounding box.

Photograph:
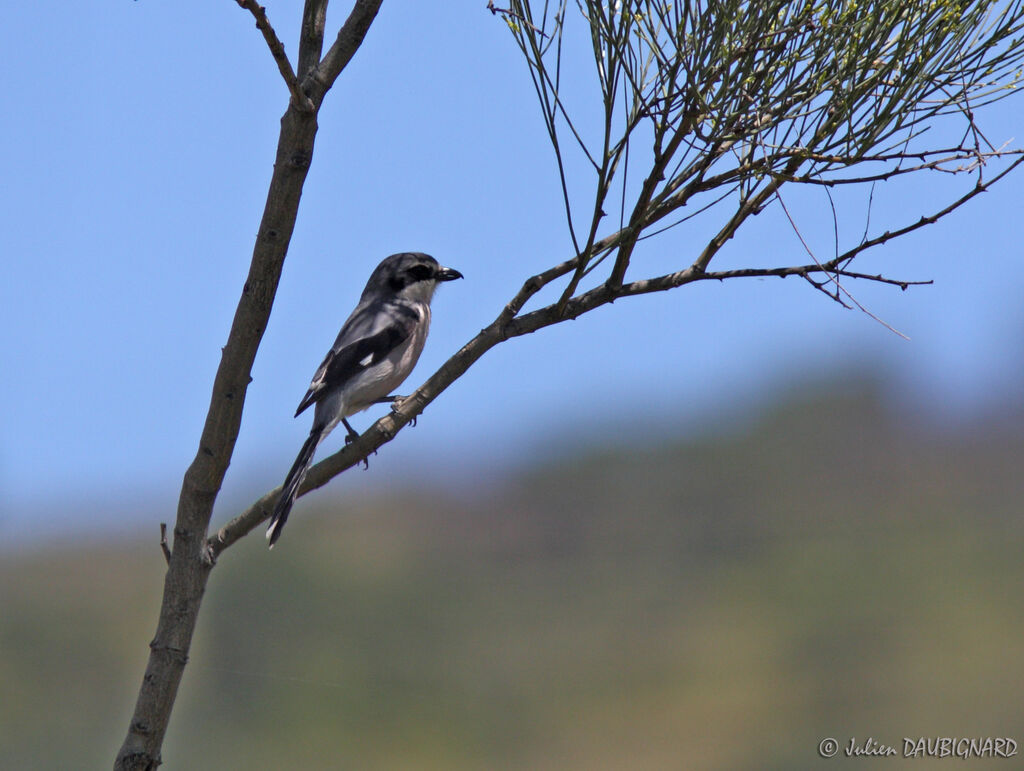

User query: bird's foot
[394,396,417,426]
[342,418,360,445]
[374,394,416,426]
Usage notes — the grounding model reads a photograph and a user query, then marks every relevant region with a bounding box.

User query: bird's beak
[436,266,463,281]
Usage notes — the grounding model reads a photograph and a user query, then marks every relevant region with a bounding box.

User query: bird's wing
[294,302,420,417]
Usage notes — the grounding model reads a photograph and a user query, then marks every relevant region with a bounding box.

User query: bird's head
[363,252,463,304]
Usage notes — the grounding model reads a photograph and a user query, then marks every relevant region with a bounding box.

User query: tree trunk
[114,104,319,771]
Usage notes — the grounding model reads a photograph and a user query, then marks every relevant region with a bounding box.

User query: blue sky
[2,3,1022,540]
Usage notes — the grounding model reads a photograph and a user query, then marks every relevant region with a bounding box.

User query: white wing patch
[359,353,374,367]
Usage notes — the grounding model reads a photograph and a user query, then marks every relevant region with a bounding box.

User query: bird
[266,252,463,547]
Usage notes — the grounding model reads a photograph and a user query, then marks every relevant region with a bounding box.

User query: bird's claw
[345,432,369,468]
[387,395,417,427]
[359,448,379,471]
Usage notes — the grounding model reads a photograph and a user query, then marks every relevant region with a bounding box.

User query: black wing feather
[294,305,418,417]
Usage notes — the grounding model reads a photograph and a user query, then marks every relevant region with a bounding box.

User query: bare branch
[115,3,385,768]
[206,148,1019,556]
[234,0,314,111]
[705,266,932,290]
[832,154,1024,269]
[117,103,320,771]
[311,0,384,99]
[298,0,329,79]
[774,185,911,338]
[616,155,1024,305]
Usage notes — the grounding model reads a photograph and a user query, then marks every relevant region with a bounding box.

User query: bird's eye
[408,264,433,281]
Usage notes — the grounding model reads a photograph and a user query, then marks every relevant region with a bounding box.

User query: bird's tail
[267,428,323,548]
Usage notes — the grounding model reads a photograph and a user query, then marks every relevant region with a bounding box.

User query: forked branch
[114,3,384,769]
[234,0,313,110]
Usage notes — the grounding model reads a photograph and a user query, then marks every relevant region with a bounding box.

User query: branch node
[148,642,189,666]
[289,149,312,170]
[201,541,217,568]
[159,523,171,566]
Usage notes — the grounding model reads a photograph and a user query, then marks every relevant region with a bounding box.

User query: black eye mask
[407,264,434,282]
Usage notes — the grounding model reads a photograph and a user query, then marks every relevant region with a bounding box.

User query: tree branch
[307,0,384,101]
[206,238,935,554]
[114,3,387,767]
[298,0,329,80]
[234,0,314,111]
[116,106,319,771]
[206,148,1016,555]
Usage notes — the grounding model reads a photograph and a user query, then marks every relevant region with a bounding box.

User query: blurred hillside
[3,382,1023,769]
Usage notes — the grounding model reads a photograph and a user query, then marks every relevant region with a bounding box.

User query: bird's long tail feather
[267,428,322,548]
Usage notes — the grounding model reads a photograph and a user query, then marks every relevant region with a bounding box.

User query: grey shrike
[266,252,463,547]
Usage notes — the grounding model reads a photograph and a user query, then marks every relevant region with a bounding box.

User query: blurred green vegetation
[3,382,1022,769]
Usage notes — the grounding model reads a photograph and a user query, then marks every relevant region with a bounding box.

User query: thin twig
[487,1,550,37]
[774,184,911,338]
